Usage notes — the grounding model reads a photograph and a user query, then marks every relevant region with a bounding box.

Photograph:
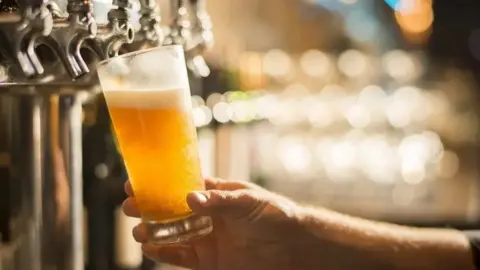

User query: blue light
[345,10,378,42]
[384,0,401,10]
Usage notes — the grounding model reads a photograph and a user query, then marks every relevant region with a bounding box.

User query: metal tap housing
[0,0,215,269]
[136,0,163,47]
[0,0,53,81]
[187,0,214,56]
[164,0,191,46]
[162,0,213,77]
[185,0,213,77]
[92,0,135,59]
[23,0,98,80]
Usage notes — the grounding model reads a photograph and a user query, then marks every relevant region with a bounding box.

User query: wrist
[290,206,385,270]
[295,206,475,270]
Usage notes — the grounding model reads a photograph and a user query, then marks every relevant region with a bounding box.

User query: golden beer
[105,88,204,222]
[97,45,212,245]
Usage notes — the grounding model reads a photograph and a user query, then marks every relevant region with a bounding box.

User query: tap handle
[139,0,155,10]
[170,0,190,26]
[170,0,189,12]
[107,6,130,23]
[97,6,134,57]
[18,0,49,14]
[0,0,20,13]
[47,1,65,18]
[133,0,162,46]
[172,0,190,25]
[190,0,206,13]
[112,0,131,10]
[29,0,46,9]
[186,0,213,56]
[67,0,93,14]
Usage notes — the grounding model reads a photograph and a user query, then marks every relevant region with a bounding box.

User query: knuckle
[229,189,252,201]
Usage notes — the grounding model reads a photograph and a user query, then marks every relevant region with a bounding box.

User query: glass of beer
[96,45,213,245]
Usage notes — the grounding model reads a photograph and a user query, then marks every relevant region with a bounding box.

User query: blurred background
[111,0,480,269]
[189,0,480,225]
[3,0,480,269]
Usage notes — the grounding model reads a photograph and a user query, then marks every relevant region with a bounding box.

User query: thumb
[187,189,263,220]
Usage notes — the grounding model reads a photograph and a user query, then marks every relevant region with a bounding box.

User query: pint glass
[96,45,213,245]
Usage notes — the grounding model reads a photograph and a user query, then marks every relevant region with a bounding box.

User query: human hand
[123,178,479,270]
[122,178,313,270]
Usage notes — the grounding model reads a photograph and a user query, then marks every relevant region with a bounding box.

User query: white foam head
[97,45,190,92]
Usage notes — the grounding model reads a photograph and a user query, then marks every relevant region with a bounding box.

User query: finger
[132,223,149,243]
[124,181,134,197]
[217,180,262,191]
[204,177,219,190]
[205,177,261,191]
[187,189,263,219]
[142,244,197,269]
[122,197,141,218]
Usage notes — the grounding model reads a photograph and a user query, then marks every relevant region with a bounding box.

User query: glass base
[144,215,213,246]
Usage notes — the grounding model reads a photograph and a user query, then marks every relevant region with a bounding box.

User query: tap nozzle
[96,6,134,58]
[0,0,54,79]
[28,0,98,79]
[123,0,162,51]
[65,0,98,73]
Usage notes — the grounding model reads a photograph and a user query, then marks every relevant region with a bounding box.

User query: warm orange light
[239,51,265,90]
[394,0,433,43]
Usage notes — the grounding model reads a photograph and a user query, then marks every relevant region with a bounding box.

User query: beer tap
[122,0,163,52]
[164,0,191,46]
[23,0,97,80]
[80,3,135,270]
[164,0,211,77]
[0,0,53,80]
[185,0,212,77]
[90,0,135,59]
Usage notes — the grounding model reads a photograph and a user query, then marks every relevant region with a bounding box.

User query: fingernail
[192,191,208,204]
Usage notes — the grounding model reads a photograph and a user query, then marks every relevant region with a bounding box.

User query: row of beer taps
[0,0,213,83]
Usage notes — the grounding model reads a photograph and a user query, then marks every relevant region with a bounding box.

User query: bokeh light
[382,50,420,82]
[299,50,332,78]
[338,50,369,77]
[263,49,293,78]
[212,102,232,123]
[394,0,434,37]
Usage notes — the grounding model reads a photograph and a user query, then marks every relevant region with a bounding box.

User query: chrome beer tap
[49,0,97,76]
[164,0,212,77]
[90,0,135,59]
[133,0,163,48]
[164,0,191,46]
[122,0,163,52]
[21,0,97,80]
[185,0,212,77]
[16,0,99,81]
[0,0,53,81]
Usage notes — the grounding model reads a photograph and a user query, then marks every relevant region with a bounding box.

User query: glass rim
[96,44,184,68]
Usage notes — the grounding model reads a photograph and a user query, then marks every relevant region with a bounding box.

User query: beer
[97,45,212,245]
[105,88,204,222]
